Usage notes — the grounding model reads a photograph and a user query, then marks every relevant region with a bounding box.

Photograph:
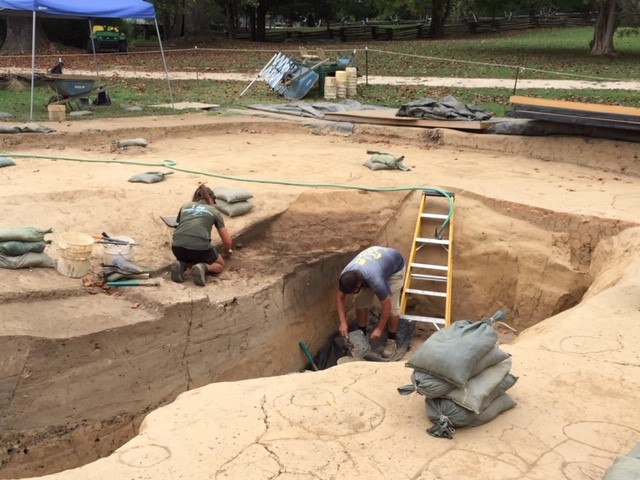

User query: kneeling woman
[171,184,233,286]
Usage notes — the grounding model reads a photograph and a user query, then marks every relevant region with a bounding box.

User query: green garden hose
[4,152,455,228]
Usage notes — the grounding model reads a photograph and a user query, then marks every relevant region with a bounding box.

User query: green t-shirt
[172,202,225,251]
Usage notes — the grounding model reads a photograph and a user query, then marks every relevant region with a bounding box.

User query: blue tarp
[0,0,155,19]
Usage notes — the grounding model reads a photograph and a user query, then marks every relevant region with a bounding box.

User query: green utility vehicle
[87,25,128,53]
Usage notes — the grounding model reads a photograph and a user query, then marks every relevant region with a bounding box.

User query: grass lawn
[1,26,639,122]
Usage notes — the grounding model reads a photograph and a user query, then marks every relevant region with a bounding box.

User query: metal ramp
[400,189,455,329]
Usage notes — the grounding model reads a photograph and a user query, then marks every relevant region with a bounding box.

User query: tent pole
[88,20,100,75]
[154,19,174,108]
[29,11,36,121]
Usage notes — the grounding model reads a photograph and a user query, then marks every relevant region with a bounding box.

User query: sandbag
[364,150,410,171]
[468,393,517,427]
[0,157,16,167]
[426,397,477,428]
[444,357,513,414]
[0,252,53,269]
[0,227,52,243]
[405,320,498,388]
[114,138,148,148]
[0,240,47,256]
[128,171,173,184]
[214,186,253,203]
[399,346,510,398]
[398,370,457,398]
[604,443,640,480]
[215,200,254,217]
[478,373,518,413]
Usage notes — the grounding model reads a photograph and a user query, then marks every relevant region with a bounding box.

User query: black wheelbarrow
[44,74,106,109]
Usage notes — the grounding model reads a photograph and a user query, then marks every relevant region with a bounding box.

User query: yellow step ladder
[400,189,455,329]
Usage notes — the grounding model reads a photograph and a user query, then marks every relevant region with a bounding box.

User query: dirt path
[8,67,640,90]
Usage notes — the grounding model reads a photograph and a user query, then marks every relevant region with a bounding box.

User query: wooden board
[509,95,640,118]
[324,109,497,130]
[506,109,640,131]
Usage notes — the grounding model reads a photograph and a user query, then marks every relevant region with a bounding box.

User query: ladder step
[410,262,448,271]
[421,213,449,220]
[401,314,446,326]
[405,288,447,298]
[416,237,449,245]
[410,273,447,282]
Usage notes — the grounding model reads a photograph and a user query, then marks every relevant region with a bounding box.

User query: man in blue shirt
[336,246,406,358]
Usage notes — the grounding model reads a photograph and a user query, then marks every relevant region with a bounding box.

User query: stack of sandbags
[398,315,517,438]
[0,227,54,269]
[213,186,254,217]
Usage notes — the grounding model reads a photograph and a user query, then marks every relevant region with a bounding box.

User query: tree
[428,0,454,36]
[0,16,50,55]
[184,0,213,41]
[590,0,619,55]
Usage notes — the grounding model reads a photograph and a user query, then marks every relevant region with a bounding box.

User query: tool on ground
[106,280,160,287]
[400,189,455,329]
[298,340,319,371]
[95,232,143,246]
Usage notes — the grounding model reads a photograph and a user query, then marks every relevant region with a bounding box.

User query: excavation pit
[1,114,639,478]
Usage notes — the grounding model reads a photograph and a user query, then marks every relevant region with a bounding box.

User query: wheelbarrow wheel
[46,95,63,106]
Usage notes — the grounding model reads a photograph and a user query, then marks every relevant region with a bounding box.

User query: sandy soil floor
[1,111,640,479]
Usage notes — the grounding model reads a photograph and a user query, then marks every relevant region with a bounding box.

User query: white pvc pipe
[154,19,174,108]
[29,10,36,120]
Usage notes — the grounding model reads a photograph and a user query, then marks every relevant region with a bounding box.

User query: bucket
[48,104,66,121]
[324,76,337,100]
[57,258,91,278]
[102,236,135,266]
[346,67,358,97]
[335,71,347,99]
[57,231,93,278]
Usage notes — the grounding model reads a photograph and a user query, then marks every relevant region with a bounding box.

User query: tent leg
[154,19,174,109]
[88,20,100,75]
[29,11,36,121]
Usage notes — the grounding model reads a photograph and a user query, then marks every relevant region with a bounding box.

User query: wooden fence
[235,14,594,42]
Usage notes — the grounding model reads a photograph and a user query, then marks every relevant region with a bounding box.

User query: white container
[335,71,347,98]
[324,76,337,100]
[103,236,135,265]
[57,231,94,278]
[346,67,358,97]
[57,258,91,278]
[48,104,66,121]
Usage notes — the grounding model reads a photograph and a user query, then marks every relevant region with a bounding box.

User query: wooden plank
[509,95,640,117]
[506,109,640,131]
[324,109,496,130]
[511,103,640,123]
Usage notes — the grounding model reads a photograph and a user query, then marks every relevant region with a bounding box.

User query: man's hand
[370,327,384,341]
[339,321,348,338]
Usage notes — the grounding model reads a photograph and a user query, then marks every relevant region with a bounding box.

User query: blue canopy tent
[0,0,173,119]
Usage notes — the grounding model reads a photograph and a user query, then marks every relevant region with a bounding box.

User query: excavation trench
[0,189,634,478]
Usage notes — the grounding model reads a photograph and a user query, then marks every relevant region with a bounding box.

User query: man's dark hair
[339,270,363,294]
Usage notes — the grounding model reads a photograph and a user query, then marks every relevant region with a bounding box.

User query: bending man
[336,246,406,358]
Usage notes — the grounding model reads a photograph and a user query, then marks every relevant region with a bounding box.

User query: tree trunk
[184,0,212,42]
[590,0,618,55]
[254,0,268,42]
[428,0,452,36]
[1,16,49,55]
[224,0,238,39]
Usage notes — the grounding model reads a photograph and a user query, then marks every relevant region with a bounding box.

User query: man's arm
[336,291,349,337]
[216,226,233,255]
[370,296,391,341]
